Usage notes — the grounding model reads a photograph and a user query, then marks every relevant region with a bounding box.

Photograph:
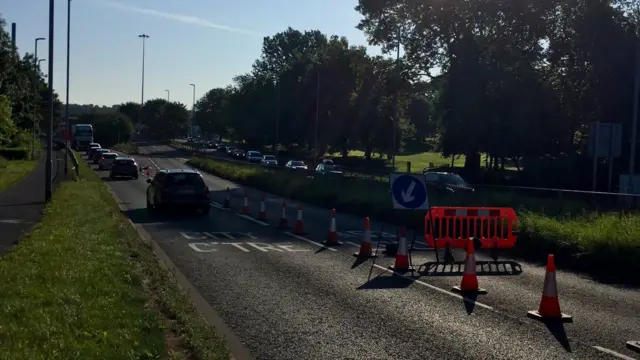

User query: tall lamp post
[45,0,54,203]
[64,0,72,174]
[165,89,170,101]
[138,34,149,129]
[189,83,195,136]
[32,37,45,160]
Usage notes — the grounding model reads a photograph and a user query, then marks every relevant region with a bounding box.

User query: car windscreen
[248,151,261,157]
[440,174,467,185]
[291,161,305,166]
[264,156,275,160]
[165,173,205,186]
[103,154,118,159]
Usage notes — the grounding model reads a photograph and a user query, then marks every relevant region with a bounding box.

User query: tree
[141,99,190,140]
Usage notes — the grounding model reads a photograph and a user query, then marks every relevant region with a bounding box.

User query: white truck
[71,124,94,151]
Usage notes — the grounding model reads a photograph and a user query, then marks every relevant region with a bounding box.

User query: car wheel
[146,198,156,213]
[198,206,210,216]
[134,175,139,180]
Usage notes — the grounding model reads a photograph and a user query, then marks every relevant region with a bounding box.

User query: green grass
[0,153,230,360]
[187,155,640,285]
[0,157,38,192]
[113,142,140,155]
[326,150,466,171]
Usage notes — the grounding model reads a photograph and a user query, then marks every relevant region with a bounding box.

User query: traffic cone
[223,187,231,208]
[293,204,305,235]
[241,190,249,214]
[354,217,377,258]
[145,167,151,176]
[389,226,413,272]
[451,239,487,294]
[256,195,266,220]
[326,209,342,245]
[527,255,572,322]
[277,200,288,228]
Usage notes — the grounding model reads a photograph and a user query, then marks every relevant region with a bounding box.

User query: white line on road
[236,213,269,226]
[593,346,637,360]
[211,202,230,211]
[284,232,338,252]
[371,264,494,310]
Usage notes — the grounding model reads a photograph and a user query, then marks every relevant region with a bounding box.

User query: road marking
[371,264,494,310]
[235,213,269,226]
[593,346,637,360]
[211,202,230,210]
[222,242,251,252]
[189,242,218,252]
[284,232,338,252]
[0,219,26,224]
[247,242,284,252]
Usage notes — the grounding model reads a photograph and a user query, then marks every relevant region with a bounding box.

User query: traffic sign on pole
[390,173,429,210]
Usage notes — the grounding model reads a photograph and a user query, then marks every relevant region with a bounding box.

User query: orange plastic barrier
[424,207,518,249]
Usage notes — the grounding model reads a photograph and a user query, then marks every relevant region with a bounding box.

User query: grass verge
[0,153,230,359]
[0,157,38,192]
[187,155,640,285]
[113,142,140,155]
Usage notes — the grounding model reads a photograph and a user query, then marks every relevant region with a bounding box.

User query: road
[100,144,640,360]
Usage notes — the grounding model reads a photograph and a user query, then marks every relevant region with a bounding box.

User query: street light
[138,34,149,105]
[165,89,170,101]
[189,83,195,116]
[32,37,45,160]
[38,59,46,67]
[45,0,54,202]
[64,0,72,174]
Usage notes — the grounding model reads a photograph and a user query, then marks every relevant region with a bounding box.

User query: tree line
[190,0,640,190]
[0,16,61,158]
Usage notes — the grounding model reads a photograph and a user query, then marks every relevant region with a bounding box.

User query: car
[110,157,139,179]
[146,169,210,215]
[246,151,262,163]
[92,149,112,164]
[261,155,278,166]
[315,163,343,176]
[87,144,101,158]
[217,144,227,152]
[98,152,118,170]
[232,149,246,159]
[285,160,308,170]
[226,147,236,155]
[423,171,475,194]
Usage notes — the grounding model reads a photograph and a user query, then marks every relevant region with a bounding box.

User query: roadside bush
[0,147,29,160]
[187,156,640,285]
[113,142,139,155]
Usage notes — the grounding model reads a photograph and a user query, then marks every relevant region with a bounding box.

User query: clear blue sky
[3,0,382,107]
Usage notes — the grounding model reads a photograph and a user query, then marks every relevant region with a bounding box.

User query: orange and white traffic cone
[354,217,377,258]
[389,226,413,272]
[277,200,288,229]
[241,190,249,214]
[325,209,342,245]
[451,239,487,294]
[527,254,572,322]
[256,195,266,220]
[223,187,231,208]
[293,204,305,235]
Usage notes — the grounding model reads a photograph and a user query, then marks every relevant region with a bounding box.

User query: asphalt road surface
[98,144,640,360]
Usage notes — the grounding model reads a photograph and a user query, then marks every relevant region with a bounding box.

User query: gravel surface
[99,145,639,360]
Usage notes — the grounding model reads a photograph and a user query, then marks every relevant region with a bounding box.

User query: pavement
[0,150,64,254]
[102,144,640,360]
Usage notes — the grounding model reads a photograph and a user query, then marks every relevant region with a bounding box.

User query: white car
[98,153,119,170]
[285,160,308,170]
[261,155,278,166]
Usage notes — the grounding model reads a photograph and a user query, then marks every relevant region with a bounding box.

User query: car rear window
[166,173,205,186]
[103,154,118,159]
[114,159,134,165]
[264,155,275,160]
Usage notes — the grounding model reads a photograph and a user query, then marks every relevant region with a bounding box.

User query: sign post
[589,122,622,192]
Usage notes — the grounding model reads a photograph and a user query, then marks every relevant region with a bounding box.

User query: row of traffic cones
[223,187,572,322]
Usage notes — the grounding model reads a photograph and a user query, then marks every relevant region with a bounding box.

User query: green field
[113,142,140,155]
[0,153,229,360]
[186,155,640,285]
[0,158,37,192]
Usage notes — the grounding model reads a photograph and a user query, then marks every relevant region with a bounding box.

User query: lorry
[71,124,94,151]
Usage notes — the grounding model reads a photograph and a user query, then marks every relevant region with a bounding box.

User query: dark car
[110,157,139,180]
[92,149,111,164]
[315,163,343,176]
[87,144,101,158]
[423,171,475,194]
[146,169,210,215]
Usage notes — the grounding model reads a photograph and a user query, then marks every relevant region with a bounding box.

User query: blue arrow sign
[390,174,429,210]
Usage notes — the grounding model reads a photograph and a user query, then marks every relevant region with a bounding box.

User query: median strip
[0,152,230,360]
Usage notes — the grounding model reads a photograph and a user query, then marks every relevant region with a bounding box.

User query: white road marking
[211,202,229,210]
[593,346,637,360]
[371,264,494,310]
[222,242,251,252]
[247,242,284,252]
[236,213,269,226]
[284,232,338,252]
[189,242,218,252]
[0,219,26,224]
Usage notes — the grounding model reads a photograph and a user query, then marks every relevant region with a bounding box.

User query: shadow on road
[357,273,414,290]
